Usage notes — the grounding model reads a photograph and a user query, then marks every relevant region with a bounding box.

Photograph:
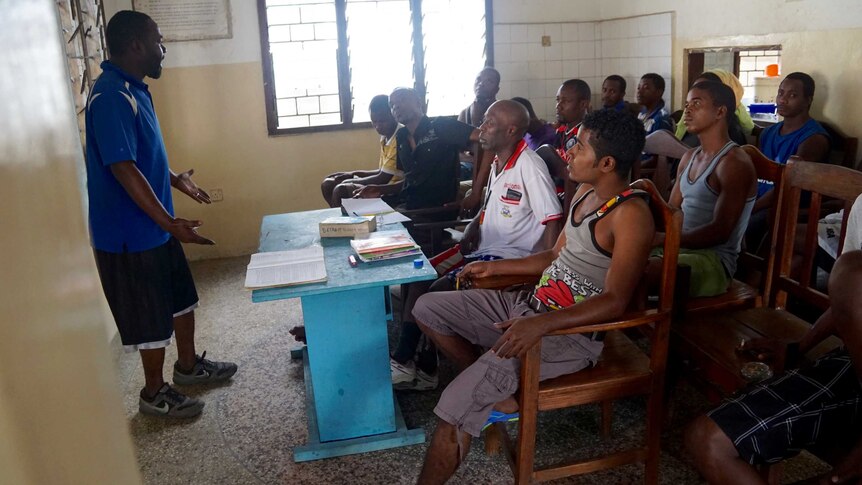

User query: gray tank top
[680,141,755,276]
[533,188,646,310]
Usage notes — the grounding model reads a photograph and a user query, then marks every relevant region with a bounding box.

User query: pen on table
[348,255,358,267]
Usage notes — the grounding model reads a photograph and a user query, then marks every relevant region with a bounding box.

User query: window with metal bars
[257,0,492,135]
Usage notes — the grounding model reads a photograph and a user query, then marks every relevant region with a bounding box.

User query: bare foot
[289,325,307,344]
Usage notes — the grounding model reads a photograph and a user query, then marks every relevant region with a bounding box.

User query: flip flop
[483,410,519,431]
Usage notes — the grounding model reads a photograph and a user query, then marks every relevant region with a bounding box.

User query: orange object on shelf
[765,64,779,77]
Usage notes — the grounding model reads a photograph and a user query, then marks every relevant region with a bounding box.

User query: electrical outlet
[210,188,223,202]
[541,35,551,47]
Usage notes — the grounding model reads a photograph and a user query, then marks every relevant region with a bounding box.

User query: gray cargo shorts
[413,289,603,437]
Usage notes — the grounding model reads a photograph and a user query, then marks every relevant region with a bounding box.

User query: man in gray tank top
[411,110,655,484]
[650,81,757,297]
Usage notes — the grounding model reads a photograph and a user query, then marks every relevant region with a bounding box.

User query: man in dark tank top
[649,81,757,297]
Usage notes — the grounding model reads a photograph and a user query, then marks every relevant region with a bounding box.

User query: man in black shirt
[357,88,481,211]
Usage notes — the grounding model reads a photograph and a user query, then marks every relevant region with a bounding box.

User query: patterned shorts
[708,348,862,464]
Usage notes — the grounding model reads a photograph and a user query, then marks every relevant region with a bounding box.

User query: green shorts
[651,248,731,297]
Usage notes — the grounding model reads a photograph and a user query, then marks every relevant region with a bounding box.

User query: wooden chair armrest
[468,274,541,289]
[410,218,472,232]
[545,309,667,336]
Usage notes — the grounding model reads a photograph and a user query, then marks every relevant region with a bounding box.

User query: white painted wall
[492,0,600,23]
[495,13,673,120]
[598,0,862,38]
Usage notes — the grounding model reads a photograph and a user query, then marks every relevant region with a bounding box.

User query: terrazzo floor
[111,256,831,484]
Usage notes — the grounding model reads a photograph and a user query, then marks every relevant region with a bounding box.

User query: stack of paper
[349,232,421,262]
[244,245,327,289]
[341,198,411,226]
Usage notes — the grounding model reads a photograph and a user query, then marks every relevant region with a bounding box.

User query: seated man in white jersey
[411,109,655,484]
[650,81,757,297]
[390,100,563,391]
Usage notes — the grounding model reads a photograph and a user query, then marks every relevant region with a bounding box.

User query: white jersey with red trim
[472,141,563,260]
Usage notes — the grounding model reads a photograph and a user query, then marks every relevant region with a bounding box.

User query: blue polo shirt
[85,61,173,253]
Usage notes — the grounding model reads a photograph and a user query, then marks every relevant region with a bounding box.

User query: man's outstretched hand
[167,218,215,245]
[174,169,212,204]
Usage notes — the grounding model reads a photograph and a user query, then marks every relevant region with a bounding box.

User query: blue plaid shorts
[708,348,861,464]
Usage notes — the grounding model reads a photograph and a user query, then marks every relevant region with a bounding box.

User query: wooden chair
[476,179,682,484]
[735,145,786,287]
[820,121,859,169]
[673,160,861,403]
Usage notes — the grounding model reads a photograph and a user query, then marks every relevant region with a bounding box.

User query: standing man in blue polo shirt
[86,11,236,418]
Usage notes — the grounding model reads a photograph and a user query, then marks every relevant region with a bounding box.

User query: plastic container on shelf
[765,64,779,77]
[749,103,776,115]
[748,103,778,123]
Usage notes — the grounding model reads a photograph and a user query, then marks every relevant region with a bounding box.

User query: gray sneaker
[173,351,238,386]
[139,384,204,418]
[393,368,438,391]
[390,358,416,385]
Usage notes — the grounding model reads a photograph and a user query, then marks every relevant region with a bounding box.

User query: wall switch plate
[210,188,223,202]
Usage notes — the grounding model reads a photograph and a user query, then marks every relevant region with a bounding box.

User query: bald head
[479,100,530,153]
[488,100,529,138]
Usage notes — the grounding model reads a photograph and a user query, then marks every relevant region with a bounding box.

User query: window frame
[257,0,494,136]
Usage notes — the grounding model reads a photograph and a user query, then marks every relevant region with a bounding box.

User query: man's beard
[149,61,163,79]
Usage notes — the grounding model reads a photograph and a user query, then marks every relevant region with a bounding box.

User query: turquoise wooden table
[252,208,437,462]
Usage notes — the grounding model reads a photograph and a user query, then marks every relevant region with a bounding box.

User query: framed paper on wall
[132,0,232,42]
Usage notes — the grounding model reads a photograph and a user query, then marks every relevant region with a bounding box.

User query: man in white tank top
[412,110,656,484]
[650,81,757,297]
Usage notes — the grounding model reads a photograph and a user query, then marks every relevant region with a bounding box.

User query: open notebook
[244,245,327,289]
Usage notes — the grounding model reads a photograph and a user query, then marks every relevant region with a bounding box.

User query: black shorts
[94,237,199,351]
[708,348,862,465]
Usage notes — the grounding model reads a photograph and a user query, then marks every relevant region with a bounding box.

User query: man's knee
[686,414,737,464]
[416,319,434,337]
[429,276,455,292]
[321,178,337,198]
[333,182,356,197]
[830,250,862,331]
[830,250,862,298]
